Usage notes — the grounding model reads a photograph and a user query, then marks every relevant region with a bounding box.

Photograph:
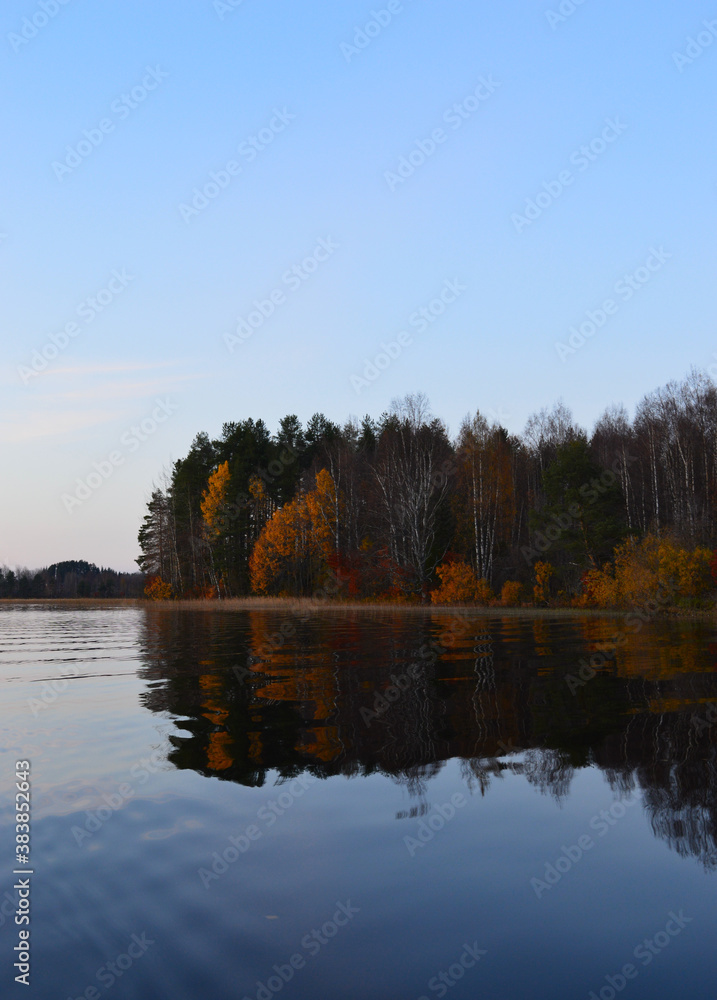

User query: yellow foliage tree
[305,468,341,564]
[201,461,232,538]
[533,561,554,605]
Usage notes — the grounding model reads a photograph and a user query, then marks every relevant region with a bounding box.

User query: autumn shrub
[475,577,494,605]
[576,566,619,608]
[578,534,712,608]
[500,580,523,606]
[431,561,481,604]
[653,537,711,602]
[144,576,173,601]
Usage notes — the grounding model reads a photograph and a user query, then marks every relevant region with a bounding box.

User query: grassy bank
[1,596,713,619]
[145,598,635,618]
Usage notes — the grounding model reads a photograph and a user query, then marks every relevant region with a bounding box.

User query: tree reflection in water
[137,607,717,868]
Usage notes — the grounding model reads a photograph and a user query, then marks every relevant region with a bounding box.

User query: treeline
[0,561,144,599]
[136,371,717,605]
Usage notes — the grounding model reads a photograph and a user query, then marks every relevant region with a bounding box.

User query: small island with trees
[136,371,717,612]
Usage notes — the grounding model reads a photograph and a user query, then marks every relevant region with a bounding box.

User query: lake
[1,603,716,999]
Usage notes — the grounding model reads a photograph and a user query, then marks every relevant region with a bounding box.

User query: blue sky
[1,0,715,570]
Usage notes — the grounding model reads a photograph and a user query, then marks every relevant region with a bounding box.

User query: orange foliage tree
[249,470,342,595]
[249,496,314,594]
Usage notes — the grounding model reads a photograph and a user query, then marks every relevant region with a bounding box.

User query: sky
[1,0,716,571]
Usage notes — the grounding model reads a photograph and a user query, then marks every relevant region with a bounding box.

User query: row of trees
[0,561,144,599]
[136,370,717,604]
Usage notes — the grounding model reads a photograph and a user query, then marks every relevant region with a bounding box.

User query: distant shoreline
[0,598,144,606]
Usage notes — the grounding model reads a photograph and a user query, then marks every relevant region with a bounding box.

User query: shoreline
[0,596,713,619]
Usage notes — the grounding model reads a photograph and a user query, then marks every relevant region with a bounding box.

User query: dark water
[1,604,717,1000]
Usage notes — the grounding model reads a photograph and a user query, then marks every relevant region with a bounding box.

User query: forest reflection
[137,609,717,869]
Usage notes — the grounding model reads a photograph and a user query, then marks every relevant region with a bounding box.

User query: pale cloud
[0,361,207,443]
[40,374,197,403]
[0,358,182,388]
[0,409,118,443]
[0,362,199,442]
[43,361,181,378]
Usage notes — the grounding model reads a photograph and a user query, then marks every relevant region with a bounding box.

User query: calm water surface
[1,604,717,999]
